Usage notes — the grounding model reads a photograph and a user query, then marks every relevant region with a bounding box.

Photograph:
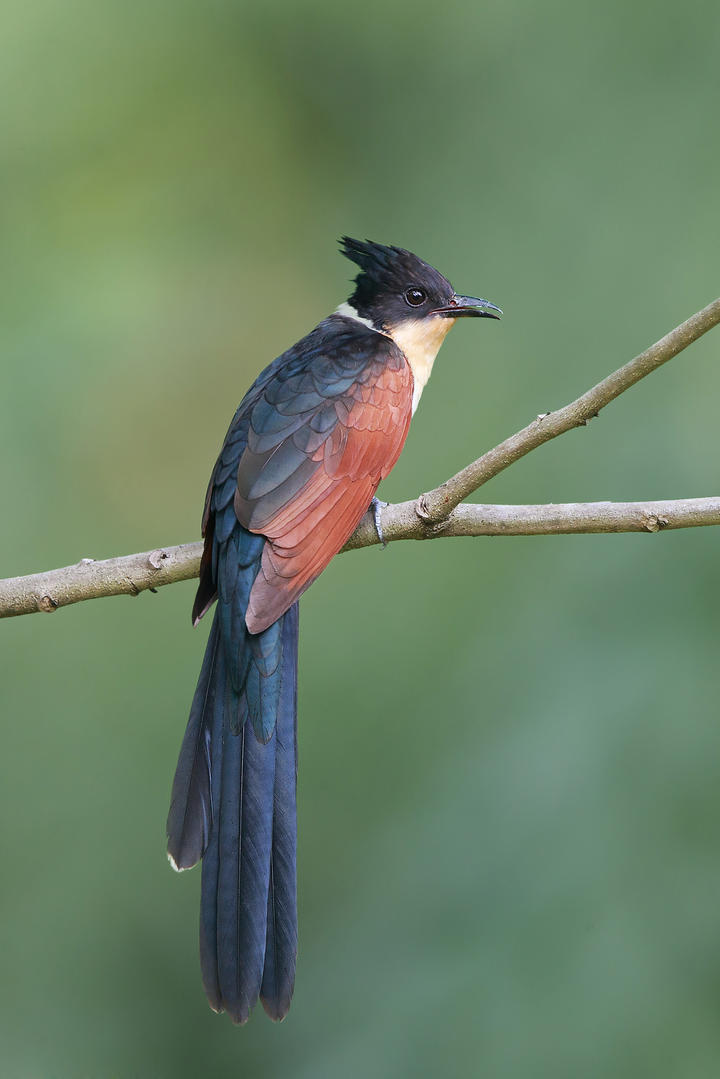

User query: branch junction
[2,295,720,620]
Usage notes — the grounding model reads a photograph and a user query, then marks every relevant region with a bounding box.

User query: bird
[166,237,501,1024]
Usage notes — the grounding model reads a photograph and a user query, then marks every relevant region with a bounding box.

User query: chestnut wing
[233,324,413,633]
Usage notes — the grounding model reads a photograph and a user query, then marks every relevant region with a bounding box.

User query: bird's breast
[387,317,455,414]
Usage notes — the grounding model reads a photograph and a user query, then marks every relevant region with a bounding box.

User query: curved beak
[434,295,503,319]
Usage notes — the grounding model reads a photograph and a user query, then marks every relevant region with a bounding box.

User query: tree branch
[2,296,719,620]
[345,496,720,547]
[0,545,203,619]
[2,497,719,618]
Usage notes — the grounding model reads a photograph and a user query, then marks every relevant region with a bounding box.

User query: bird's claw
[370,497,389,548]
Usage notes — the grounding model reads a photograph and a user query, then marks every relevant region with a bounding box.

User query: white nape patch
[388,317,455,414]
[334,302,376,330]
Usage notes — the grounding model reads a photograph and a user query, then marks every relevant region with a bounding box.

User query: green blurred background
[2,1,720,1075]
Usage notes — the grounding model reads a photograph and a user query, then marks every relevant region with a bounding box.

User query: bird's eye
[404,287,427,307]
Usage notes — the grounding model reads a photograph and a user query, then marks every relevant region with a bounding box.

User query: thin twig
[2,497,719,618]
[417,296,720,521]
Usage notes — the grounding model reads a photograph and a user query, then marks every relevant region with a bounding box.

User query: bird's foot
[370,497,389,548]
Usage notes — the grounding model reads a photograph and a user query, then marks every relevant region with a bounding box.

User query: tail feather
[196,626,229,1012]
[167,618,220,870]
[261,602,299,1020]
[170,573,299,1023]
[214,706,277,1023]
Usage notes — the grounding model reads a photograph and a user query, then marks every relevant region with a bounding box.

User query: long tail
[167,601,299,1024]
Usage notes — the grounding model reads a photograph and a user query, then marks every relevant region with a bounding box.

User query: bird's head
[339,236,501,336]
[338,237,501,412]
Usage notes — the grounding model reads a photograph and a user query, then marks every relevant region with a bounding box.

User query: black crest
[339,237,454,328]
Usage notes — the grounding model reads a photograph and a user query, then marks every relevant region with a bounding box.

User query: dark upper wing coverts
[197,316,412,635]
